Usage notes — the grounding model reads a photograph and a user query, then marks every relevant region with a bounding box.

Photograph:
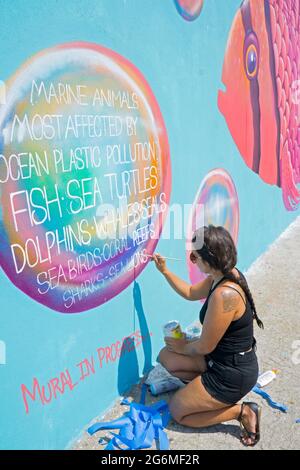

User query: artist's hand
[165,335,188,354]
[151,252,168,274]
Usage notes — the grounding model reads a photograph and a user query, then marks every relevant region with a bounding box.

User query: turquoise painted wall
[0,0,298,449]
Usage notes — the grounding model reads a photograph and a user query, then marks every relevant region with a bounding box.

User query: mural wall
[0,0,299,449]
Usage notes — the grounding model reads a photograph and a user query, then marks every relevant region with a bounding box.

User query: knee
[169,393,184,424]
[157,347,171,371]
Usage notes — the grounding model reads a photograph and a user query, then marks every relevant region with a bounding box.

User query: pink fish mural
[218,0,300,211]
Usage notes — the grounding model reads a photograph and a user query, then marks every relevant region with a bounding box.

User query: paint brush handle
[145,253,183,261]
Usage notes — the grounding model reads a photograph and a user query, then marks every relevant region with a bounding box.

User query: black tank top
[199,268,255,358]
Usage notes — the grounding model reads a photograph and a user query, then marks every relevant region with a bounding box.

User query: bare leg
[179,403,259,445]
[170,370,201,381]
[158,347,207,377]
[180,404,241,427]
[169,376,260,445]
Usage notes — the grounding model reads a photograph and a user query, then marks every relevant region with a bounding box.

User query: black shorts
[201,348,259,405]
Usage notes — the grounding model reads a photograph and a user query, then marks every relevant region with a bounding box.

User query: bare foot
[240,404,259,446]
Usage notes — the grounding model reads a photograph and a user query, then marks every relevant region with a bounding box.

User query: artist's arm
[162,270,194,300]
[165,287,239,356]
[151,253,212,300]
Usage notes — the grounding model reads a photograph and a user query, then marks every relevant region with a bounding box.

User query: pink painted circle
[186,168,239,286]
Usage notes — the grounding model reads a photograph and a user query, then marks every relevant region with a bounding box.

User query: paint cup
[185,325,202,341]
[163,320,183,339]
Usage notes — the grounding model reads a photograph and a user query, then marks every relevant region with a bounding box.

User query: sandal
[238,401,262,447]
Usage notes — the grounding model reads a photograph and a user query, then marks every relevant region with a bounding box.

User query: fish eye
[246,44,258,78]
[244,33,259,80]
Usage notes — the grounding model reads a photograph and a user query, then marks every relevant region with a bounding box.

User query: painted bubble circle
[0,42,171,313]
[174,0,204,21]
[186,168,239,286]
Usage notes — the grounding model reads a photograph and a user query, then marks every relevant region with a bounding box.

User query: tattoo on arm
[187,341,201,356]
[221,289,239,312]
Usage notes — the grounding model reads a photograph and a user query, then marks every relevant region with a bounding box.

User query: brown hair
[191,225,264,329]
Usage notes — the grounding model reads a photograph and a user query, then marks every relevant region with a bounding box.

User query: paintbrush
[144,253,183,261]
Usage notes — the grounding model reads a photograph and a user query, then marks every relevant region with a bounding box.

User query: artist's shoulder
[211,284,242,313]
